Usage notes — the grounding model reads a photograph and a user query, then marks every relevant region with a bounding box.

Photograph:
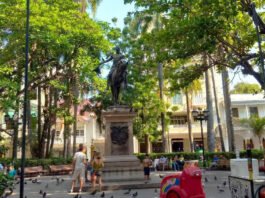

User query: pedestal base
[103,155,144,182]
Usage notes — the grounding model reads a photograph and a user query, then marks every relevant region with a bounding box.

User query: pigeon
[124,189,131,195]
[154,188,158,193]
[42,192,46,198]
[219,188,225,192]
[61,178,65,182]
[214,176,217,181]
[132,192,138,197]
[159,175,164,179]
[74,194,79,198]
[100,192,105,197]
[223,181,227,187]
[39,190,43,194]
[24,182,27,185]
[204,177,208,182]
[36,180,41,184]
[91,190,97,195]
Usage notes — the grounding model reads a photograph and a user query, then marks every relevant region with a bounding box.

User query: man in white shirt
[70,144,87,193]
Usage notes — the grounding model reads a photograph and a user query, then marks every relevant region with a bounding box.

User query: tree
[0,0,111,158]
[205,60,215,152]
[222,68,235,152]
[184,79,202,152]
[241,116,265,150]
[211,67,225,152]
[231,82,261,94]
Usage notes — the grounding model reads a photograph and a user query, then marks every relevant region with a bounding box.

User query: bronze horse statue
[94,47,128,105]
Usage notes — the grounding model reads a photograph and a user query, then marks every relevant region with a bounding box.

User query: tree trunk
[205,69,215,152]
[72,76,79,155]
[49,89,58,156]
[185,89,193,152]
[12,99,19,159]
[210,68,225,152]
[45,86,53,158]
[37,86,42,157]
[158,63,166,152]
[222,68,235,152]
[40,87,49,158]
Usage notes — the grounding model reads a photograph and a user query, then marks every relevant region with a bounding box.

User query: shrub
[135,151,237,162]
[0,173,13,196]
[0,158,73,169]
[240,149,264,159]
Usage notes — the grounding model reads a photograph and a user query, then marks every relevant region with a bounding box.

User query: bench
[217,159,230,170]
[49,165,73,175]
[24,166,46,177]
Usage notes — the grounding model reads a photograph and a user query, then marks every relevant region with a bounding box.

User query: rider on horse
[94,46,126,89]
[94,46,128,104]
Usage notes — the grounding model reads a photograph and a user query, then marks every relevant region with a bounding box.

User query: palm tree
[74,0,102,14]
[222,68,235,152]
[184,79,202,152]
[241,116,265,150]
[205,68,215,152]
[211,67,225,151]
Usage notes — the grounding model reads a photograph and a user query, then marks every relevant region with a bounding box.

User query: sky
[94,0,260,88]
[95,0,135,29]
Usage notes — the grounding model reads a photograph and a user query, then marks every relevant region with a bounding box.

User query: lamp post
[192,109,209,168]
[20,0,30,197]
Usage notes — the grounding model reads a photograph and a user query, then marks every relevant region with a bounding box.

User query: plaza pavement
[9,170,231,198]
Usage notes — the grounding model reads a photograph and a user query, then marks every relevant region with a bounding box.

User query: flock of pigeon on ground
[0,173,228,198]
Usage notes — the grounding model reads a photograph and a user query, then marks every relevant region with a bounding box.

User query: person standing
[70,144,87,193]
[143,154,152,182]
[91,152,104,193]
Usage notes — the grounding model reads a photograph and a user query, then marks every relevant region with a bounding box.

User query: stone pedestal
[102,106,143,182]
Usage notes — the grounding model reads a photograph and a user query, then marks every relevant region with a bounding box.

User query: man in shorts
[143,154,152,182]
[70,144,87,193]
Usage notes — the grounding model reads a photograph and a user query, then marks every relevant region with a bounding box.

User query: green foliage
[240,116,265,139]
[231,82,262,94]
[135,151,236,161]
[0,158,72,169]
[0,173,13,196]
[240,149,264,159]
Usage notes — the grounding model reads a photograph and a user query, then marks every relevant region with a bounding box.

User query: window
[232,108,239,118]
[243,139,254,150]
[172,94,182,105]
[55,131,60,138]
[171,139,184,152]
[76,129,84,137]
[249,107,259,117]
[170,116,187,125]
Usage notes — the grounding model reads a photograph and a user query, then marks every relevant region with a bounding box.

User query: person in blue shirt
[8,166,17,178]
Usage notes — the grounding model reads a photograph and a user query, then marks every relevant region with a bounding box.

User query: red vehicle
[160,166,205,198]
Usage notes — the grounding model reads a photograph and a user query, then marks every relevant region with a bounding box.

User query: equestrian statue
[94,46,128,105]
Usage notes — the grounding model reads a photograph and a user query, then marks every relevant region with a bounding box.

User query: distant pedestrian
[143,154,152,181]
[91,152,104,193]
[70,144,87,193]
[8,165,16,178]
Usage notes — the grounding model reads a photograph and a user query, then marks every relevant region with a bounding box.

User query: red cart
[160,166,205,198]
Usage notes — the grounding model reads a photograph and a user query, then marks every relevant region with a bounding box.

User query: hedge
[135,150,264,161]
[0,158,72,169]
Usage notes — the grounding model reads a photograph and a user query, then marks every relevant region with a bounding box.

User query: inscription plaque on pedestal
[110,123,129,155]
